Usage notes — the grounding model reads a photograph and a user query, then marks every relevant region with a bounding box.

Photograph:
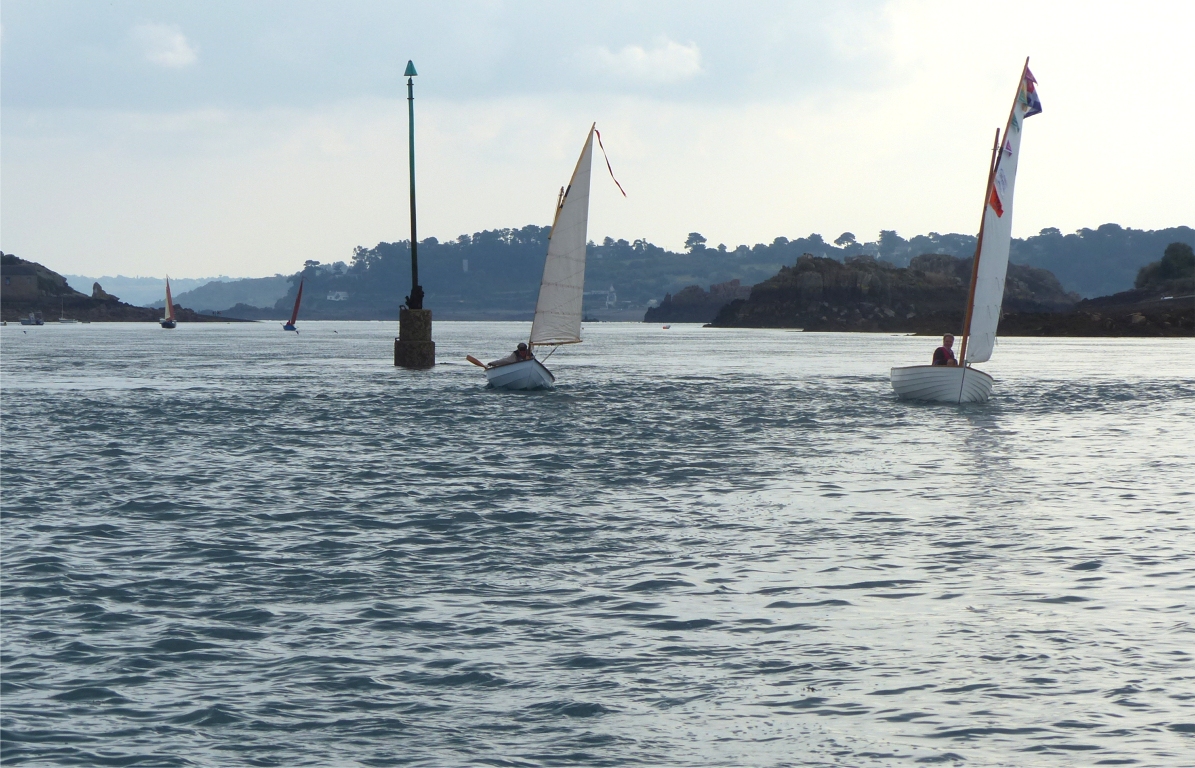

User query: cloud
[584,38,702,84]
[131,23,198,68]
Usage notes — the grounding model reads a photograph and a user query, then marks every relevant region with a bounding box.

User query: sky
[3,0,1193,278]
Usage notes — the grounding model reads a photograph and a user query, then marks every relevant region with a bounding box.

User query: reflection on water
[2,322,1193,766]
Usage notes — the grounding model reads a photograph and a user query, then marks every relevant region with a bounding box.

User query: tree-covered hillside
[229,223,1193,320]
[148,275,291,312]
[1012,225,1194,298]
[246,228,861,320]
[864,224,1195,298]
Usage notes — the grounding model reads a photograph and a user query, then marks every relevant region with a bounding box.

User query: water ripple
[2,323,1193,766]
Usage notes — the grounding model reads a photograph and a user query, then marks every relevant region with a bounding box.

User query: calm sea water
[2,321,1193,767]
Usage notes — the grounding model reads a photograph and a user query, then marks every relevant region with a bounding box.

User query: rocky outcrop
[644,279,753,323]
[2,252,84,301]
[91,282,121,302]
[709,253,1079,331]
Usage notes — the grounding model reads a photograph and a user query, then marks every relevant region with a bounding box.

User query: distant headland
[1,253,249,323]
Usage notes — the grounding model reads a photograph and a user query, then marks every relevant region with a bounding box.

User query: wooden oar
[466,355,486,368]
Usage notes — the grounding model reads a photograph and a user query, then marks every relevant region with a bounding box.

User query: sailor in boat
[932,334,959,366]
[487,342,533,368]
[890,61,1040,404]
[468,123,623,390]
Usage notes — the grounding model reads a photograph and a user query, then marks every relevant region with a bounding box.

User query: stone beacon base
[394,308,436,369]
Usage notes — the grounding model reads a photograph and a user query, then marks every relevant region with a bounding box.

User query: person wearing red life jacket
[933,334,959,366]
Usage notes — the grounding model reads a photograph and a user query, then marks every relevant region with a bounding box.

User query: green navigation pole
[405,59,423,310]
[394,59,435,369]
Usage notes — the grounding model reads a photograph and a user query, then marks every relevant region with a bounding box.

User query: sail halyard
[529,124,596,348]
[960,57,1038,365]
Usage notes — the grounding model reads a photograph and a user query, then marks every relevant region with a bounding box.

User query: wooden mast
[958,56,1030,365]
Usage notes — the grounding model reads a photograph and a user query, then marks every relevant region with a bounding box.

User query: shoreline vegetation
[244,223,1194,328]
[4,235,1191,337]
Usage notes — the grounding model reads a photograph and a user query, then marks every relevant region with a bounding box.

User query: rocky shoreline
[705,250,1192,337]
[996,294,1192,337]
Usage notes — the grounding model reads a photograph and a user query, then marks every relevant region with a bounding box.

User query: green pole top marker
[404,60,418,77]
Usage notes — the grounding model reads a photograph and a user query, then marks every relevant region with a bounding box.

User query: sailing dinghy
[160,277,177,329]
[891,60,1042,403]
[283,280,304,331]
[469,124,623,390]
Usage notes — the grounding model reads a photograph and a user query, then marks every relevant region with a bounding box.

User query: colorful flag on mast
[1022,68,1043,117]
[988,167,1010,218]
[990,68,1041,216]
[988,186,1004,217]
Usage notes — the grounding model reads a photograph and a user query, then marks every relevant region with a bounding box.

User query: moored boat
[892,60,1042,404]
[58,298,77,323]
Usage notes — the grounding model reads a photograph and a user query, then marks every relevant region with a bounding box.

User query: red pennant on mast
[593,129,626,197]
[987,186,1004,217]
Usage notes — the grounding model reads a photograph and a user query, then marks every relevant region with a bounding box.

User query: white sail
[164,278,175,322]
[965,69,1041,363]
[529,126,595,347]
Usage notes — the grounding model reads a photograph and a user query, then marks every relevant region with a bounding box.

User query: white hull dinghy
[468,124,624,390]
[484,358,556,390]
[891,59,1042,404]
[890,365,993,404]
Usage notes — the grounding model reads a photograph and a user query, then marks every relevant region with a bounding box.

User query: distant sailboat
[891,60,1042,403]
[283,280,304,331]
[58,298,78,323]
[468,124,623,390]
[160,277,177,329]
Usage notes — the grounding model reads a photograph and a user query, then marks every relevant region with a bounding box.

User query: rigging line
[593,129,627,197]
